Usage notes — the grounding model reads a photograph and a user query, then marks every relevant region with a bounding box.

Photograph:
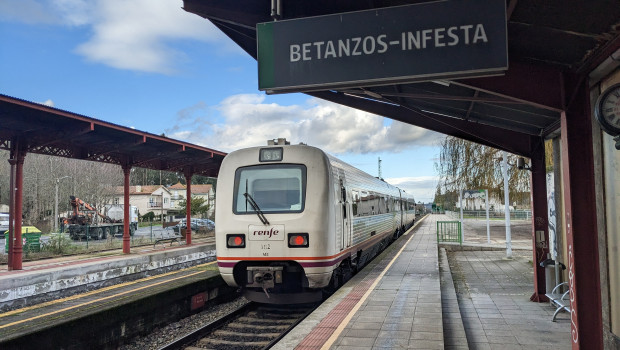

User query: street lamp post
[54,176,71,232]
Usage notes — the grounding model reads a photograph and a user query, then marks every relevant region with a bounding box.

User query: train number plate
[248,224,285,241]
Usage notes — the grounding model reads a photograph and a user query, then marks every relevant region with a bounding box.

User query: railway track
[159,302,317,350]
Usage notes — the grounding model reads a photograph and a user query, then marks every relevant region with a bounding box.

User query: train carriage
[215,141,415,303]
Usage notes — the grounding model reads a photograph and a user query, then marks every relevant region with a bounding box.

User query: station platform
[274,214,571,350]
[0,237,216,311]
[0,238,225,349]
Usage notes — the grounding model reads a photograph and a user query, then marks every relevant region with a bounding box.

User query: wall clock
[595,83,620,137]
[595,83,620,150]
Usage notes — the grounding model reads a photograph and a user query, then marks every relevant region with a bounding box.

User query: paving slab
[446,249,571,349]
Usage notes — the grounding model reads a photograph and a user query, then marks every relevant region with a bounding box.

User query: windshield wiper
[244,192,270,225]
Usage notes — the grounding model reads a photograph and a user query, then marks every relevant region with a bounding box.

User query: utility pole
[502,151,513,258]
[378,157,382,179]
[54,176,71,232]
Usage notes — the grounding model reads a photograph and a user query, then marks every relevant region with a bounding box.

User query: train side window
[360,191,370,216]
[370,192,378,215]
[351,190,359,216]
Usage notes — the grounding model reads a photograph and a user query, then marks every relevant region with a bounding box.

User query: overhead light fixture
[364,90,383,99]
[432,80,451,87]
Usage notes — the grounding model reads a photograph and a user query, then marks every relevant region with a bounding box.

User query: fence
[436,221,462,245]
[444,210,532,220]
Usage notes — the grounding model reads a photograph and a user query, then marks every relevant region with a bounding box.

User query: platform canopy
[182,0,620,157]
[0,94,226,176]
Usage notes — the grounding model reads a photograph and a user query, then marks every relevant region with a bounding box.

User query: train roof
[225,143,414,201]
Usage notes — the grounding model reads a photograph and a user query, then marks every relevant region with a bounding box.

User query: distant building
[113,185,172,221]
[168,182,215,219]
[455,190,530,212]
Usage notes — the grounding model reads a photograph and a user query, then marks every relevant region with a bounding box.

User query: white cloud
[165,93,443,154]
[52,0,91,26]
[75,0,227,73]
[41,99,55,107]
[1,0,229,74]
[385,176,438,203]
[0,0,58,24]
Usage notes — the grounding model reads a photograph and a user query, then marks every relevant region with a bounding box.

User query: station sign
[257,0,507,94]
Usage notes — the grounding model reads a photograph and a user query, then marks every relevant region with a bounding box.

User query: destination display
[258,0,507,94]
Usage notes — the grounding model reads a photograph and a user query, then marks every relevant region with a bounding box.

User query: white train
[215,140,416,303]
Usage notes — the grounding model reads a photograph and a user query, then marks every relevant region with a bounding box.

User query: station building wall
[592,69,620,348]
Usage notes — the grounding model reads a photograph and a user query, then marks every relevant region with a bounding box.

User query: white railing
[445,210,532,220]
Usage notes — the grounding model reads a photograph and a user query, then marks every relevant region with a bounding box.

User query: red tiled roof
[114,185,167,195]
[167,183,213,194]
[169,182,185,190]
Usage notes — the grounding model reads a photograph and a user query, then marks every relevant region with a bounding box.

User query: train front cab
[216,145,337,304]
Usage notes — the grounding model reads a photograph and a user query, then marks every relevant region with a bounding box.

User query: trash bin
[4,226,42,253]
[23,231,41,252]
[540,258,566,294]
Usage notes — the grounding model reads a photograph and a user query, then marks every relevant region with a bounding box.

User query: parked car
[197,219,215,230]
[171,220,198,234]
[0,213,9,239]
[171,218,215,233]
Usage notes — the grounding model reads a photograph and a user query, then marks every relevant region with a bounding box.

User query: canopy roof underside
[183,0,620,156]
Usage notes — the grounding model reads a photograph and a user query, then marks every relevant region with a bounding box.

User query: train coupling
[246,266,283,299]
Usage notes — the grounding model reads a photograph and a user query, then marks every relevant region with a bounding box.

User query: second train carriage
[215,141,416,303]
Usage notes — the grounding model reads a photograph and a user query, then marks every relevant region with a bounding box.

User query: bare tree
[434,136,531,210]
[0,151,124,231]
[0,151,9,208]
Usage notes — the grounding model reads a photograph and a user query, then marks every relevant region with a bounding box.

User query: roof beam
[454,61,565,112]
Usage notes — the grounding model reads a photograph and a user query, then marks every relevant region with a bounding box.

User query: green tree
[177,196,210,216]
[142,211,155,222]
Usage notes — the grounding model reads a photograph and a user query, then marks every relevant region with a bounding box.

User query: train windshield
[233,164,307,214]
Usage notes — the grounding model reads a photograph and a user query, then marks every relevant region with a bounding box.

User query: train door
[398,190,404,229]
[339,177,351,249]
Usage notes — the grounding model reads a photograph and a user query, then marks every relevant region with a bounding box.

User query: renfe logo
[248,224,285,241]
[253,227,279,238]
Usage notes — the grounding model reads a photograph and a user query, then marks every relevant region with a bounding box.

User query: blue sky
[0,0,443,202]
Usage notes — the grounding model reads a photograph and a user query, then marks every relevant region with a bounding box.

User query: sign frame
[257,1,508,94]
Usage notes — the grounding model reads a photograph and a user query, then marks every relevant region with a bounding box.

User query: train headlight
[288,233,309,248]
[226,234,246,248]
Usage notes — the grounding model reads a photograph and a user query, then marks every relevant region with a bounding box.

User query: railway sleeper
[255,306,308,313]
[227,322,292,331]
[213,329,282,339]
[250,310,307,319]
[198,338,270,348]
[237,316,298,325]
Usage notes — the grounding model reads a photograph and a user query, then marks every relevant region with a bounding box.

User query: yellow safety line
[0,260,216,320]
[320,215,427,350]
[0,268,209,329]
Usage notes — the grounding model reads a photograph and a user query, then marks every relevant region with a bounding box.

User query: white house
[168,182,215,219]
[113,185,172,221]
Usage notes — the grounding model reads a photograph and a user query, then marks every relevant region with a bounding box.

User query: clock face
[595,83,620,136]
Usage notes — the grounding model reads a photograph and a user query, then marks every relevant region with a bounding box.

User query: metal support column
[560,77,603,349]
[9,141,26,270]
[529,141,549,302]
[184,171,192,245]
[122,165,131,254]
[7,151,15,270]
